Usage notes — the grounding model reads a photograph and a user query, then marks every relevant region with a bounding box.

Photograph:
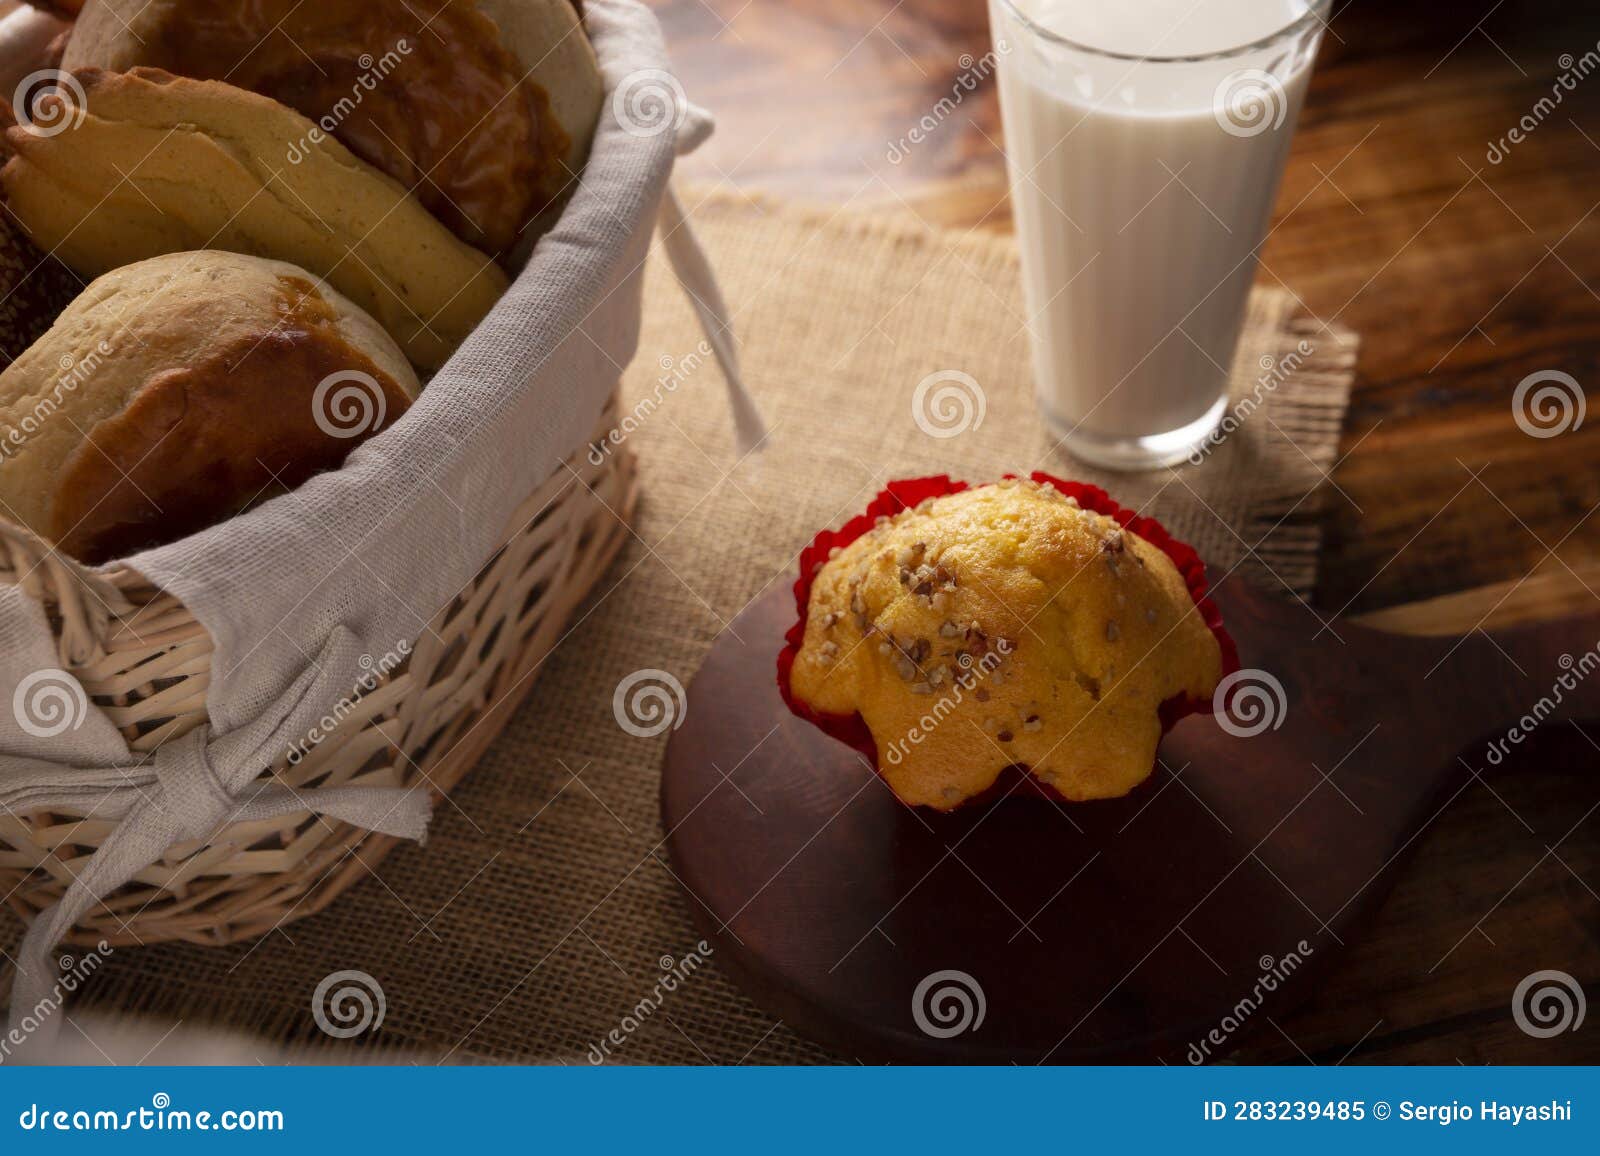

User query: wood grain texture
[648,0,1600,1064]
[663,583,1600,1063]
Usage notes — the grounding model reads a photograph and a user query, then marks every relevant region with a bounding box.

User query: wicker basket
[0,397,635,947]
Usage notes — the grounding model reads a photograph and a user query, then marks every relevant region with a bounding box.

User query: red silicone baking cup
[776,473,1241,773]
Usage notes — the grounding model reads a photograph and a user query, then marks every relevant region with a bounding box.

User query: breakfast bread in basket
[0,67,510,370]
[0,250,419,565]
[0,0,611,561]
[63,0,604,262]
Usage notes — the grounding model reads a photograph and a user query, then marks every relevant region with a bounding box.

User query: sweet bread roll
[0,67,509,369]
[64,0,604,259]
[0,250,420,565]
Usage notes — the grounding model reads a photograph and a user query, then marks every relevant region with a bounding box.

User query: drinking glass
[989,0,1330,469]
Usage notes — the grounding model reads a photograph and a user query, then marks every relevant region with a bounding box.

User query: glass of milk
[990,0,1329,470]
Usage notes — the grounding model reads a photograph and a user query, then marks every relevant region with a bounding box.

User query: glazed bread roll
[0,251,420,565]
[64,0,604,259]
[0,67,509,369]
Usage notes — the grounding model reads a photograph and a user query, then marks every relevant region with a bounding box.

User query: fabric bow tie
[1,626,433,1057]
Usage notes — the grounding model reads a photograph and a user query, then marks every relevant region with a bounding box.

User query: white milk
[991,0,1322,468]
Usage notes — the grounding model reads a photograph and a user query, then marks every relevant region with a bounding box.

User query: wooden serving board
[661,565,1600,1063]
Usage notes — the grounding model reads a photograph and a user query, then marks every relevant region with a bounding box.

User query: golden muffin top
[788,480,1224,809]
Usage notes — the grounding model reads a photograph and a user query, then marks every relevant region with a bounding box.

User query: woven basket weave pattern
[0,398,634,947]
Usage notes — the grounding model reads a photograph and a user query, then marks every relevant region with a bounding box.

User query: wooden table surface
[650,0,1600,1063]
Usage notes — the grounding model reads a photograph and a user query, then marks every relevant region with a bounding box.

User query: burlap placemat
[2,190,1357,1064]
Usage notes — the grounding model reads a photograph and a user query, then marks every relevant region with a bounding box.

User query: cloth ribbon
[662,105,767,457]
[2,626,433,1050]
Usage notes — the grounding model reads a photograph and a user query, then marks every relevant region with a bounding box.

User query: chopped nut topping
[997,729,1014,743]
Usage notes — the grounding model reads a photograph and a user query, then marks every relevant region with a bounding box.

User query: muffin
[780,475,1236,810]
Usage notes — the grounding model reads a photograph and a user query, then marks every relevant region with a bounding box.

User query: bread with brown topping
[0,250,420,565]
[63,0,604,260]
[0,67,510,369]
